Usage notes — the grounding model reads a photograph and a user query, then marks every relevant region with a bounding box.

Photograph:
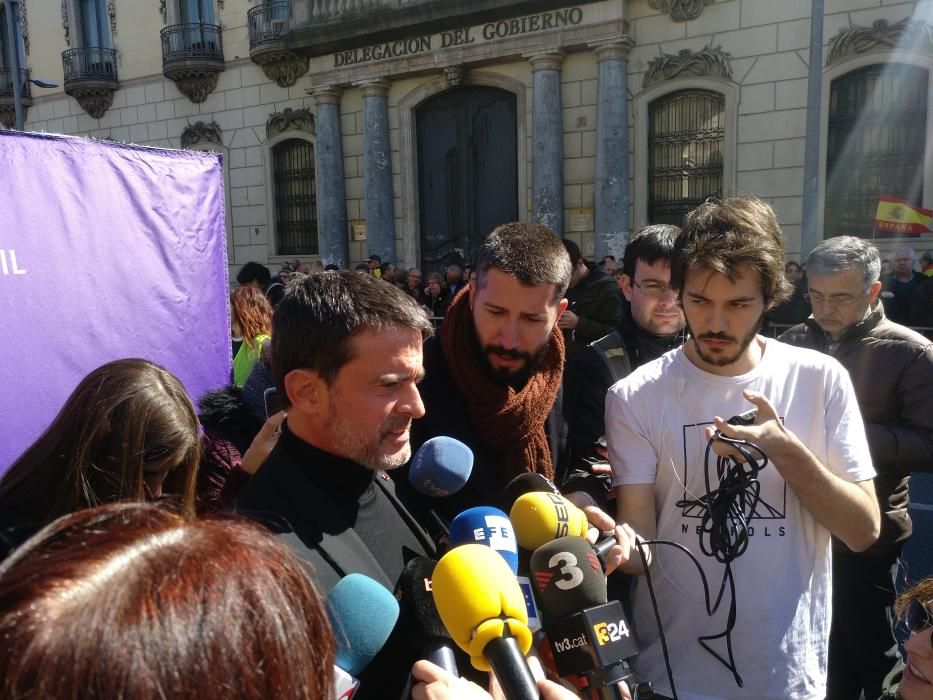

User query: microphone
[449,506,519,573]
[502,472,559,511]
[449,506,540,631]
[408,436,474,498]
[326,573,400,699]
[432,544,540,700]
[395,557,459,678]
[510,491,589,552]
[530,537,637,698]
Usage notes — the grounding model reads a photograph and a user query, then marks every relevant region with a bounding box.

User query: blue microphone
[326,573,400,678]
[408,436,474,498]
[449,506,519,574]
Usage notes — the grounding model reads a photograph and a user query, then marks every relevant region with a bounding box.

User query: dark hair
[622,224,680,277]
[562,238,583,266]
[0,359,199,536]
[324,263,340,272]
[475,222,572,303]
[354,263,370,271]
[231,285,273,349]
[236,262,272,287]
[0,503,334,699]
[272,271,433,396]
[672,196,792,306]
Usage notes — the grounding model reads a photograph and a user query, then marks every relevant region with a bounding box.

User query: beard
[325,405,412,471]
[687,311,765,368]
[468,317,550,388]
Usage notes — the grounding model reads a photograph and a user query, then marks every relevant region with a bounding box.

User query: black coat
[780,303,933,551]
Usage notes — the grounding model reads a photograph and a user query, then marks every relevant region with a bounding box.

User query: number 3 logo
[548,551,583,590]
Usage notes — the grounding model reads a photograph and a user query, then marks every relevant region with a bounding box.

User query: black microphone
[531,536,638,699]
[395,556,459,678]
[502,472,559,512]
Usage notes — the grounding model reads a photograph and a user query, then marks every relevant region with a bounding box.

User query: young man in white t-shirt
[606,196,880,700]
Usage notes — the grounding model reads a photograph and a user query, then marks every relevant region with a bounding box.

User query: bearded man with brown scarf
[404,222,636,572]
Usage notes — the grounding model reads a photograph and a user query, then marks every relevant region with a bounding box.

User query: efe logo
[593,619,631,646]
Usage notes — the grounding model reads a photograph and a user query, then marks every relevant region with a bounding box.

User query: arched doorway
[416,86,518,272]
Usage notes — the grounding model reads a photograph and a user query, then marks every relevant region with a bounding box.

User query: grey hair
[806,236,881,288]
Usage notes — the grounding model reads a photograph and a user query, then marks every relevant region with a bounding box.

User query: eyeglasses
[632,280,674,297]
[807,289,869,308]
[906,599,933,646]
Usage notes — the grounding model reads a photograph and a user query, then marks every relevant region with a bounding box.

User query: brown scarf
[439,286,564,484]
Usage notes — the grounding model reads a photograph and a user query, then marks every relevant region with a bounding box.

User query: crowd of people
[1,198,932,700]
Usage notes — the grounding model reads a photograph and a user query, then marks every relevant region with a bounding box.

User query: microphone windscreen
[449,506,518,573]
[510,491,589,552]
[395,556,449,640]
[408,436,474,497]
[326,573,400,677]
[432,544,532,672]
[501,472,558,510]
[530,536,608,620]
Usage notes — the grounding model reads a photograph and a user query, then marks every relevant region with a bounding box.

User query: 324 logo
[593,619,630,646]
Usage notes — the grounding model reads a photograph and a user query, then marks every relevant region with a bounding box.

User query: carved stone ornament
[62,0,70,45]
[165,68,220,103]
[643,45,732,88]
[826,18,933,66]
[253,50,309,88]
[0,104,28,129]
[20,1,29,55]
[70,87,116,119]
[180,120,223,148]
[444,65,466,87]
[108,0,116,32]
[266,107,315,139]
[648,0,714,22]
[159,0,166,24]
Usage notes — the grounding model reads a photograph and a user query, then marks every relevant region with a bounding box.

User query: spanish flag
[874,195,933,235]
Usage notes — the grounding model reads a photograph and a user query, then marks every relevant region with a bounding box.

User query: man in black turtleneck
[561,225,686,505]
[237,271,435,699]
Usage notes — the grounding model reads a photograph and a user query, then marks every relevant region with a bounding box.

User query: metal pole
[2,0,23,130]
[800,0,825,257]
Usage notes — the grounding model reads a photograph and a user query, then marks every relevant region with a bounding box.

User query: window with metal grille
[272,138,318,256]
[825,63,927,238]
[648,89,725,226]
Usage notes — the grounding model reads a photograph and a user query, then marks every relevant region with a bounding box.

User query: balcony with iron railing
[0,68,33,129]
[247,1,310,87]
[61,47,118,119]
[160,23,224,104]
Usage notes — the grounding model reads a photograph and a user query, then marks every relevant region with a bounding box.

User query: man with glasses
[562,225,685,506]
[404,267,423,299]
[780,235,933,700]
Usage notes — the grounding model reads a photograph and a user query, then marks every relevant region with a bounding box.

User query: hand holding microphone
[411,660,582,700]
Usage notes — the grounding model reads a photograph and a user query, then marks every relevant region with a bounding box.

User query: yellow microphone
[432,544,539,699]
[509,491,589,552]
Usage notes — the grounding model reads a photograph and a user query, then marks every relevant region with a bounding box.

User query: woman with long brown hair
[0,358,200,557]
[0,503,334,699]
[231,284,273,387]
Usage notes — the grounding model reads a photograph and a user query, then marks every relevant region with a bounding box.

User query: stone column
[594,39,635,262]
[529,52,565,236]
[312,86,349,269]
[360,78,397,264]
[800,0,825,257]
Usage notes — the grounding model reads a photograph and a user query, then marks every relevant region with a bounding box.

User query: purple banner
[0,131,230,471]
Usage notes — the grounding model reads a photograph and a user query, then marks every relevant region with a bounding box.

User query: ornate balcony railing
[0,68,32,100]
[248,1,290,48]
[299,0,384,24]
[62,47,118,85]
[160,23,224,64]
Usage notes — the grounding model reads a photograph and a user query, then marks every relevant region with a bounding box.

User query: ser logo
[593,619,630,646]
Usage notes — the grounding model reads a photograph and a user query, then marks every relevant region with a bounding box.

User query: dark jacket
[563,267,623,359]
[406,336,570,522]
[561,304,684,505]
[236,425,435,699]
[910,270,933,328]
[419,290,450,319]
[883,272,923,324]
[779,303,933,552]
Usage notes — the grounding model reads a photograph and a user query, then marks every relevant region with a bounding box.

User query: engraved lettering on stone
[826,18,933,66]
[643,45,732,88]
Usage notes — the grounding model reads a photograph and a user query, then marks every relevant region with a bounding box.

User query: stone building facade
[2,0,932,279]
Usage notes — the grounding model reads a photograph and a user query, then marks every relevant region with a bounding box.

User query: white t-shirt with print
[606,337,874,700]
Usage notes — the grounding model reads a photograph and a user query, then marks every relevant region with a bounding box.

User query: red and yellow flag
[874,195,933,235]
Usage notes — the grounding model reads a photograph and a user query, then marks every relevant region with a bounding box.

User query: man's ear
[620,274,634,302]
[283,368,327,417]
[554,297,570,326]
[867,279,883,305]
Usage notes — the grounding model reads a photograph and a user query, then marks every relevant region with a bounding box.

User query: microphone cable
[633,431,769,700]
